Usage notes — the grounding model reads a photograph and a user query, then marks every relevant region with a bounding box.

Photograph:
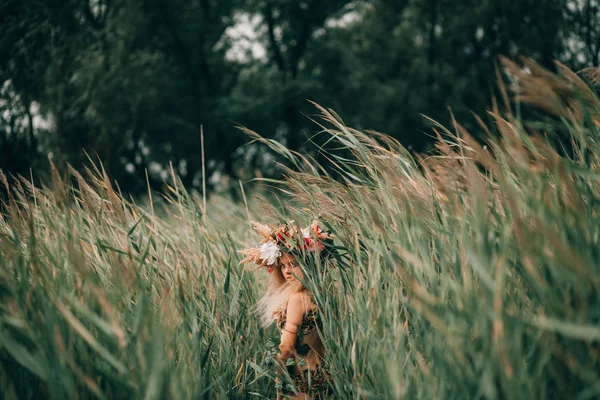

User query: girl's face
[279,253,303,283]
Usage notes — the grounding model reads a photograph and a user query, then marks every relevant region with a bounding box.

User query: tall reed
[1,59,599,399]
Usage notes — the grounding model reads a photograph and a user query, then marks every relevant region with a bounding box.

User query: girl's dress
[274,293,333,398]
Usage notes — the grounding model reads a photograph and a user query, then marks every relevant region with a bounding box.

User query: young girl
[240,221,333,399]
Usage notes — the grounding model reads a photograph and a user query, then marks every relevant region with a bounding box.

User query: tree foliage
[0,0,597,194]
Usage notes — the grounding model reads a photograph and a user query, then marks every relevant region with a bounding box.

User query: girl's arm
[276,292,304,398]
[279,292,304,358]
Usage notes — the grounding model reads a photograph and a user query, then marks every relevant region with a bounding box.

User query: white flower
[259,241,281,265]
[301,228,311,238]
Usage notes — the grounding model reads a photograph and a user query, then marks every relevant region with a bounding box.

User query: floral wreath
[239,220,334,273]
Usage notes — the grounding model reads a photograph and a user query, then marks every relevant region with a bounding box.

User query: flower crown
[239,220,334,273]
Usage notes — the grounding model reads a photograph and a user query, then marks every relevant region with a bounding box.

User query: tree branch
[289,2,313,78]
[82,0,106,30]
[265,2,286,73]
[155,0,204,97]
[100,0,111,26]
[26,103,35,149]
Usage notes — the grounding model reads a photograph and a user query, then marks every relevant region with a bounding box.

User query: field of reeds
[1,60,600,399]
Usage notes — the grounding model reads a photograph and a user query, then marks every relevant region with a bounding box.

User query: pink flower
[302,237,325,252]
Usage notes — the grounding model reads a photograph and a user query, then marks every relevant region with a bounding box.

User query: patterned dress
[274,294,333,398]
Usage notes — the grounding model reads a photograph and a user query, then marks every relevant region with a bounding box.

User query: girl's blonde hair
[255,255,305,327]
